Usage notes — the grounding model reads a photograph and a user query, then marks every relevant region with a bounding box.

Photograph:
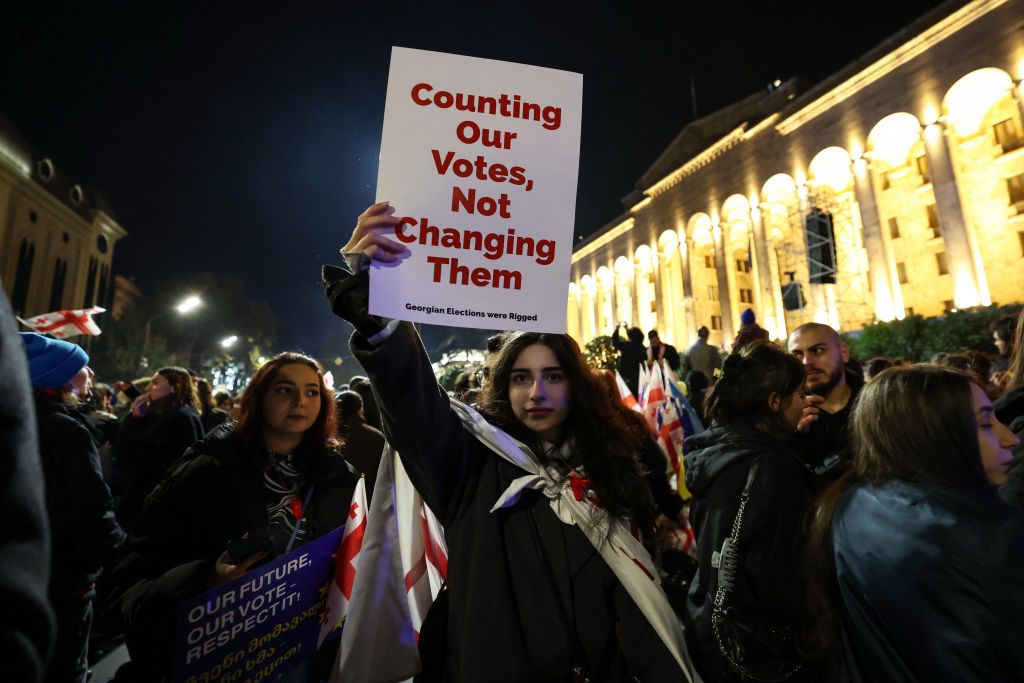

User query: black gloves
[321,265,390,339]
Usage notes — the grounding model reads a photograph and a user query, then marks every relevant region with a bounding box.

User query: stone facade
[569,0,1024,351]
[0,115,127,319]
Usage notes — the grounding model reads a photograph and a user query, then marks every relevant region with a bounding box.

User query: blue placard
[175,526,344,683]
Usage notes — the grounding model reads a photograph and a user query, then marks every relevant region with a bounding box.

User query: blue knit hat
[740,307,756,326]
[20,333,89,389]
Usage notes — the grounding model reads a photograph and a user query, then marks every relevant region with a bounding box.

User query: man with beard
[787,322,864,490]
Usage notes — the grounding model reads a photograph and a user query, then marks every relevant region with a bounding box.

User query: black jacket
[612,327,646,398]
[0,290,54,682]
[112,404,203,531]
[683,422,818,682]
[135,423,357,578]
[993,385,1024,427]
[34,393,125,599]
[831,480,1024,681]
[790,370,864,492]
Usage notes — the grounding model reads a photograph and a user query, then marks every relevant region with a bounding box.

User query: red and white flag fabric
[614,371,642,413]
[332,451,448,683]
[637,362,651,407]
[317,476,368,647]
[640,362,667,435]
[18,307,105,338]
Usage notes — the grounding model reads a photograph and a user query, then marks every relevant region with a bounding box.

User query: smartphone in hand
[226,534,273,564]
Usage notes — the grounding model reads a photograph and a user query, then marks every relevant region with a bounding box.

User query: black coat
[352,322,684,682]
[831,480,1024,681]
[34,393,125,598]
[790,370,864,492]
[0,291,54,682]
[114,424,357,677]
[612,327,646,398]
[112,404,203,531]
[683,422,818,682]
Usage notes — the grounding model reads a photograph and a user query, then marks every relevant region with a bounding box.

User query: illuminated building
[0,114,127,318]
[569,0,1024,349]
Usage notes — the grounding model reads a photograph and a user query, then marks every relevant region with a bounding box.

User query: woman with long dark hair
[682,340,818,682]
[112,366,203,530]
[804,365,1022,681]
[321,201,699,682]
[113,353,357,681]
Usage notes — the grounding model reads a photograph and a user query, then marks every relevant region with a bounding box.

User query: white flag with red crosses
[18,307,105,338]
[317,476,368,647]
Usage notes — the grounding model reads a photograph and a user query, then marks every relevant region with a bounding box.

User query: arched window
[49,258,67,311]
[12,239,36,316]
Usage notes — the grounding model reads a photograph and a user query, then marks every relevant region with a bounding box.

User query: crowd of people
[0,200,1021,682]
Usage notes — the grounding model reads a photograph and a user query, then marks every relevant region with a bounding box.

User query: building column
[630,266,641,330]
[749,206,782,338]
[678,237,696,345]
[650,246,663,335]
[852,158,900,321]
[712,224,736,343]
[922,121,985,308]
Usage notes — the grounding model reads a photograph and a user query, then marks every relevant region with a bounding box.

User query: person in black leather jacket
[113,352,356,681]
[683,340,819,682]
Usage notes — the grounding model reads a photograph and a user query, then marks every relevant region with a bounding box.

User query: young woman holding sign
[111,353,357,681]
[321,202,700,682]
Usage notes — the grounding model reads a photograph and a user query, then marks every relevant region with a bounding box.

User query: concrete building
[0,115,127,319]
[569,0,1024,351]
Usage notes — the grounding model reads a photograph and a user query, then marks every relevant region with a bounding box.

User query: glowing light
[809,147,853,192]
[596,265,614,292]
[220,335,238,348]
[867,113,922,167]
[580,274,596,296]
[614,256,632,278]
[943,68,1014,137]
[175,295,203,314]
[921,105,939,126]
[688,213,713,248]
[721,194,751,223]
[761,173,797,204]
[853,157,869,176]
[658,229,678,250]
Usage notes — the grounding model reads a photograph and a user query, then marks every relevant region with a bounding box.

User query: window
[704,255,714,269]
[83,256,98,307]
[888,217,900,239]
[915,155,931,184]
[707,285,719,300]
[936,251,949,275]
[739,288,754,304]
[49,259,67,311]
[926,204,941,238]
[735,259,751,273]
[711,315,722,331]
[11,239,35,316]
[1007,172,1024,212]
[880,170,892,191]
[896,262,908,284]
[994,118,1024,154]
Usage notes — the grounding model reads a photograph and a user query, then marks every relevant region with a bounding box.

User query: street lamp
[220,335,238,348]
[139,294,204,369]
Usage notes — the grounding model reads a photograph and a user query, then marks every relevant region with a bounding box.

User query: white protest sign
[370,46,582,332]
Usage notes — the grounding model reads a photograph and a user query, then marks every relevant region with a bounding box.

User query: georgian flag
[18,307,105,338]
[317,476,368,647]
[615,370,642,413]
[640,361,666,435]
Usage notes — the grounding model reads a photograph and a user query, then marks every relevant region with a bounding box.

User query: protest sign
[175,526,344,683]
[370,46,583,332]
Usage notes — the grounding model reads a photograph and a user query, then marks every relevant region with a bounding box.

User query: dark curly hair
[477,332,655,543]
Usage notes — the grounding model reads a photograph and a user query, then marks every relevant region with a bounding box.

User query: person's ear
[767,392,782,413]
[840,342,850,363]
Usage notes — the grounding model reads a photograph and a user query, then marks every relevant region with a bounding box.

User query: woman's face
[67,366,94,399]
[780,388,805,431]
[146,373,175,402]
[508,343,571,443]
[972,384,1018,486]
[261,363,323,438]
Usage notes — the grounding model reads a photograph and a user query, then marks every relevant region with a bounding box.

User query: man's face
[788,328,848,397]
[649,334,660,347]
[993,331,1009,357]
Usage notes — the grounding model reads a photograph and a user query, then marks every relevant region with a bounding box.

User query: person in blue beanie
[21,333,125,683]
[732,307,770,352]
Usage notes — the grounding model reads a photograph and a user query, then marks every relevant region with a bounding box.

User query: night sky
[1,1,946,367]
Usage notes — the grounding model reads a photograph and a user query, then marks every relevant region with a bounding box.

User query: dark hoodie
[683,422,817,682]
